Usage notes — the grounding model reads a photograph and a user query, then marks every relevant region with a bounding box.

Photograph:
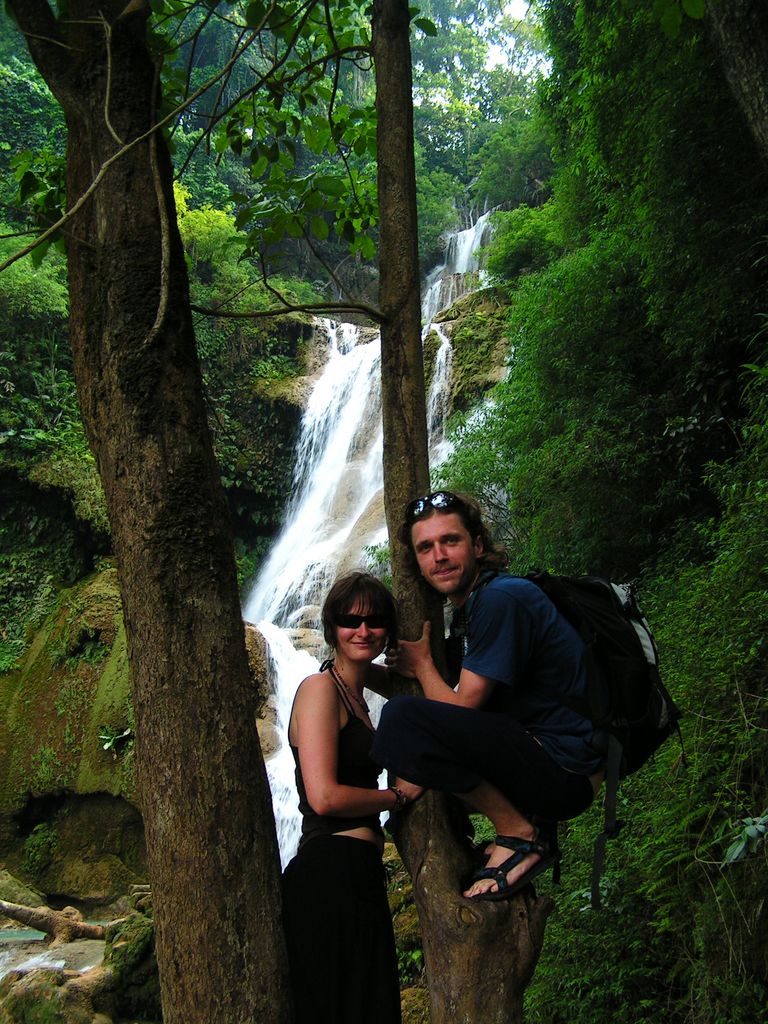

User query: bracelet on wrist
[388,785,408,811]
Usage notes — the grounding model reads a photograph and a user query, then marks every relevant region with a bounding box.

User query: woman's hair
[321,571,398,648]
[398,490,508,581]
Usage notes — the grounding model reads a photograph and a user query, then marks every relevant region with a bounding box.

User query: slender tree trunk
[371,0,432,629]
[372,2,552,1020]
[6,4,291,1022]
[705,0,768,165]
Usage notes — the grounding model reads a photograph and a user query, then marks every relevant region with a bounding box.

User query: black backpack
[459,570,683,908]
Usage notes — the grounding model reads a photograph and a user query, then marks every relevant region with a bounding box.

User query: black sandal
[465,834,558,902]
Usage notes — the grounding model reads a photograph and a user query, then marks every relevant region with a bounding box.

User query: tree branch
[0,15,264,273]
[190,299,386,325]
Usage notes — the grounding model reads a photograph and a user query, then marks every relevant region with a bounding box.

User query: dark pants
[282,835,401,1024]
[372,695,593,822]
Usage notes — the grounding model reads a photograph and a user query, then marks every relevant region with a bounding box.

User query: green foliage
[471,105,554,212]
[0,51,64,223]
[723,815,768,865]
[484,201,562,282]
[251,354,299,382]
[20,822,59,879]
[414,143,462,271]
[443,232,678,575]
[28,747,63,794]
[435,10,768,1014]
[497,68,768,1006]
[410,0,546,195]
[526,394,768,1020]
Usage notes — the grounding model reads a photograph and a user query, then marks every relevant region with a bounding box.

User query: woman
[281,572,420,1024]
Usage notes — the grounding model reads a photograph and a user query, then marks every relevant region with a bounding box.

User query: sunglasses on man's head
[335,613,389,630]
[405,491,462,524]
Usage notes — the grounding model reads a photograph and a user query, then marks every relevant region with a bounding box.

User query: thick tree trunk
[7,4,291,1022]
[0,901,105,945]
[391,798,552,1022]
[705,0,768,165]
[372,2,552,1020]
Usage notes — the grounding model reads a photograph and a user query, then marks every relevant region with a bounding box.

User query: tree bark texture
[392,798,552,1023]
[6,4,291,1022]
[372,0,435,630]
[705,0,768,166]
[372,3,552,1020]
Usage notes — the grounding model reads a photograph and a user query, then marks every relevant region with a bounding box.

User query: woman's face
[334,599,388,665]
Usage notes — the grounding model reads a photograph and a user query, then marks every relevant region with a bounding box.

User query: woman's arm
[292,673,403,817]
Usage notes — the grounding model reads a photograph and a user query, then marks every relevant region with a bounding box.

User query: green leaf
[315,175,347,197]
[682,0,705,18]
[310,216,329,240]
[244,0,268,26]
[251,155,269,179]
[660,4,683,37]
[30,239,53,269]
[413,16,437,36]
[359,234,376,260]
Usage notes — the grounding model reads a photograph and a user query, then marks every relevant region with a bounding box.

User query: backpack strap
[591,733,624,910]
[450,570,499,648]
[464,569,499,621]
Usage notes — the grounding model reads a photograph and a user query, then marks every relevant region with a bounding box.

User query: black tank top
[290,668,383,848]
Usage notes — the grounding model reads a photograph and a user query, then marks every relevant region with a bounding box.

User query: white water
[0,936,104,982]
[0,948,66,980]
[421,209,494,325]
[243,214,490,865]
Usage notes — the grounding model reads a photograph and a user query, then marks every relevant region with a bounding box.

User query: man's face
[410,511,483,605]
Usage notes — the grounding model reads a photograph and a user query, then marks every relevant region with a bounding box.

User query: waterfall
[426,324,454,467]
[244,214,488,865]
[244,322,385,630]
[421,208,494,325]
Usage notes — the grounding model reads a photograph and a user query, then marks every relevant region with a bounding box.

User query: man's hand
[385,620,433,678]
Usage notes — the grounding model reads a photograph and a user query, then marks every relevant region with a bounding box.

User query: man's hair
[321,571,399,648]
[399,491,508,581]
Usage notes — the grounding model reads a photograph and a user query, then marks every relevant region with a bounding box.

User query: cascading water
[421,208,494,325]
[243,214,490,865]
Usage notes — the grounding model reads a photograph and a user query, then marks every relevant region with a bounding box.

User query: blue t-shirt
[458,574,603,774]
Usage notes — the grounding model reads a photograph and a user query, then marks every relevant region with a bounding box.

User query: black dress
[281,671,401,1024]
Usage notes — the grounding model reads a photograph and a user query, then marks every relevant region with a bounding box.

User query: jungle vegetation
[1,1,766,1021]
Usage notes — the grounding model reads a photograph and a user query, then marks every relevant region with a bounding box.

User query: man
[372,491,604,901]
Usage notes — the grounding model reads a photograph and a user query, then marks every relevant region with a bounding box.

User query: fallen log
[0,900,106,945]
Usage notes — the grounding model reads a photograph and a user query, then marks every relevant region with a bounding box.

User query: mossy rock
[8,794,147,915]
[0,563,134,825]
[0,969,87,1024]
[401,983,430,1024]
[0,868,45,909]
[393,902,421,952]
[425,287,510,412]
[103,911,161,1022]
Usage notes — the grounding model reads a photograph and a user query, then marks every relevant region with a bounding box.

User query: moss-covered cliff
[0,561,274,913]
[423,286,510,413]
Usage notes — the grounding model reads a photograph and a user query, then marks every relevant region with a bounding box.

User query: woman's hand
[385,621,433,678]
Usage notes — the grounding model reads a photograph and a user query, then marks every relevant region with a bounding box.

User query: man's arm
[387,621,497,708]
